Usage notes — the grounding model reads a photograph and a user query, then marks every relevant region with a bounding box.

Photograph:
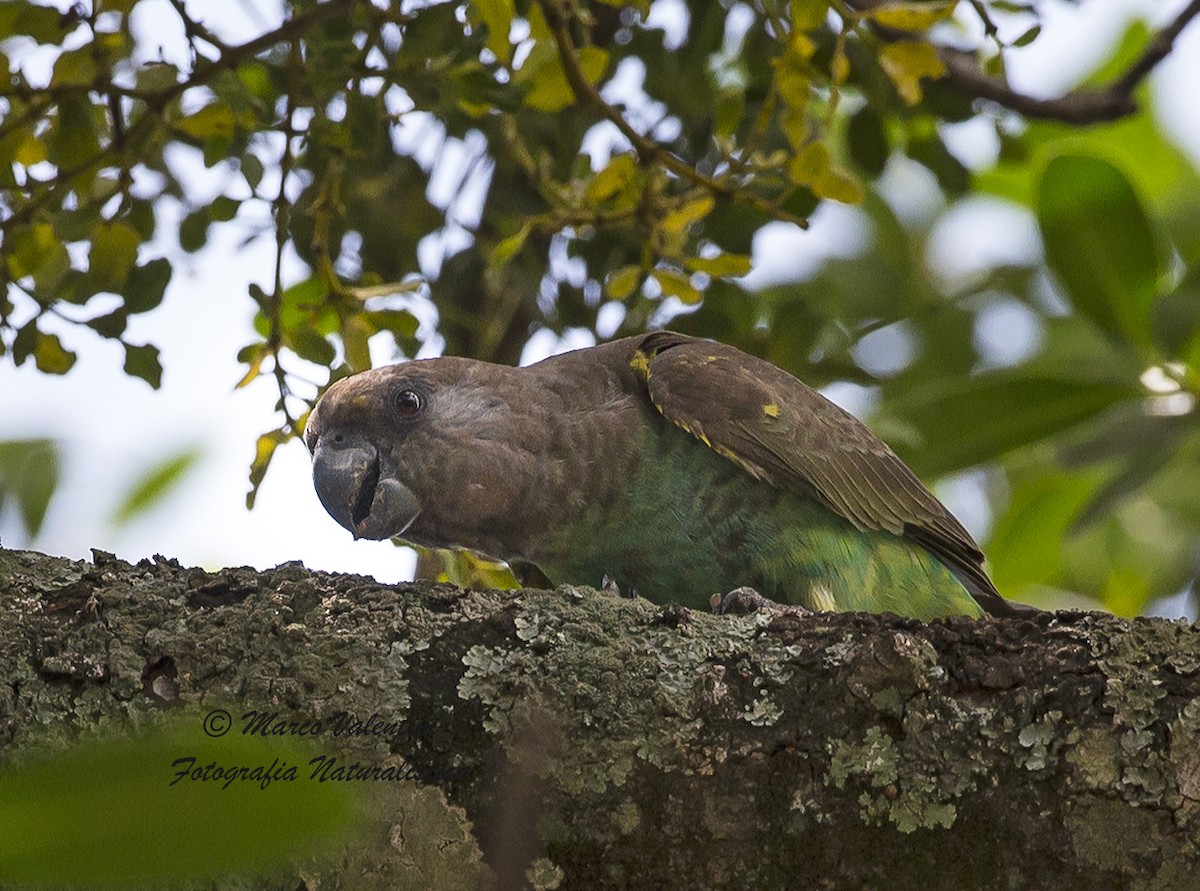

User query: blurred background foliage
[2,0,1199,615]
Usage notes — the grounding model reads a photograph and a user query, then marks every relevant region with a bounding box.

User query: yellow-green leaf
[652,269,702,304]
[489,221,533,267]
[523,46,609,113]
[684,253,753,277]
[342,313,374,372]
[33,332,76,375]
[791,0,830,31]
[89,221,140,292]
[879,41,945,105]
[14,132,45,166]
[469,0,516,64]
[788,141,830,186]
[606,265,643,301]
[247,429,289,509]
[814,166,864,204]
[7,223,63,279]
[586,153,639,204]
[832,48,850,84]
[176,102,236,140]
[660,195,715,236]
[867,2,955,31]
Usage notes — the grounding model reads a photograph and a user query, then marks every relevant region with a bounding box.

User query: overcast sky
[3,0,1199,596]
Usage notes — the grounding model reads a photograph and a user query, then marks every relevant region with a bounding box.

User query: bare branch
[938,0,1200,125]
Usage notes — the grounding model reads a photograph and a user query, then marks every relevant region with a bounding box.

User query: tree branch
[939,0,1200,124]
[5,546,1200,889]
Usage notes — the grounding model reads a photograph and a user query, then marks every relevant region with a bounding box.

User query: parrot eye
[392,387,424,420]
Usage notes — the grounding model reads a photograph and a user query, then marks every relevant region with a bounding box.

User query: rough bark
[2,546,1199,890]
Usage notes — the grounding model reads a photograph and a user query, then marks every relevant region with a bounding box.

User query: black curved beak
[311,434,421,540]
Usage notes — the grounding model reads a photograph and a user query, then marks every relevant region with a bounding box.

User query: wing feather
[632,331,1023,616]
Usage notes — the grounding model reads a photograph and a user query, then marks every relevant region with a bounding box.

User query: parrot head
[303,358,526,547]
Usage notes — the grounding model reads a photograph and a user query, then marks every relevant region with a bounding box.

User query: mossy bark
[2,546,1199,890]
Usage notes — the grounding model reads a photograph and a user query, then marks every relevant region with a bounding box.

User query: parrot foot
[711,587,811,617]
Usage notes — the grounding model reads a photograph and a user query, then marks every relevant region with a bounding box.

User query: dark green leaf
[124,258,172,314]
[86,309,128,338]
[847,107,889,178]
[45,95,100,171]
[123,342,163,388]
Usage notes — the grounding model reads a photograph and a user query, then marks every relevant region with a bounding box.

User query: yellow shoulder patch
[630,351,651,377]
[762,403,780,418]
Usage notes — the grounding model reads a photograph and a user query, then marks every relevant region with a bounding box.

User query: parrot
[304,330,1021,620]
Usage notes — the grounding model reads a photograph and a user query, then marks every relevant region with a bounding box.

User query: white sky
[2,0,1199,595]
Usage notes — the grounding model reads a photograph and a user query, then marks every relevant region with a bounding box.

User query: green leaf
[987,469,1105,594]
[49,46,97,87]
[878,372,1139,477]
[847,107,889,178]
[0,722,360,886]
[1037,153,1161,348]
[1011,25,1041,48]
[341,313,373,371]
[788,142,830,186]
[112,449,201,525]
[123,342,163,388]
[0,439,60,538]
[363,309,420,341]
[288,329,336,367]
[86,308,128,338]
[4,3,67,43]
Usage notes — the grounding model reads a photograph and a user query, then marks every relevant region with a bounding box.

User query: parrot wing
[632,330,1019,616]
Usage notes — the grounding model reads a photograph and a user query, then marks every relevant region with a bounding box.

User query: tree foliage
[2,0,1200,614]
